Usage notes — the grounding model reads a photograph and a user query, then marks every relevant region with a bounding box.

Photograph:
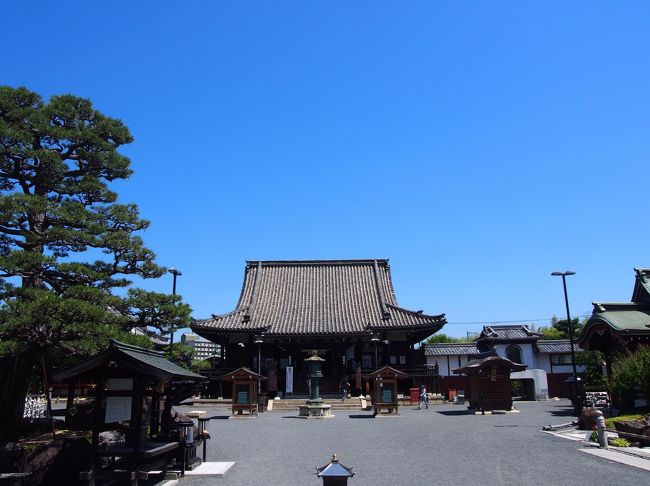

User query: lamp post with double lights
[551,270,580,413]
[168,268,182,357]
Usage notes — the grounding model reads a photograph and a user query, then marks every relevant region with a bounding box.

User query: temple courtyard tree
[0,86,190,442]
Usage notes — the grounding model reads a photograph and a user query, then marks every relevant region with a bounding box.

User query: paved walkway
[176,400,649,486]
[544,425,650,471]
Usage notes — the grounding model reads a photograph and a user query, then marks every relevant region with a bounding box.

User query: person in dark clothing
[340,376,350,401]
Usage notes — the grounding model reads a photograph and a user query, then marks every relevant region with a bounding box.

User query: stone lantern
[298,353,333,418]
[306,354,326,402]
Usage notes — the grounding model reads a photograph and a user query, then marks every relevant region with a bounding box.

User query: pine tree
[0,86,190,441]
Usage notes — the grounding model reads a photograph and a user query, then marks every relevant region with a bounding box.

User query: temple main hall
[191,259,446,396]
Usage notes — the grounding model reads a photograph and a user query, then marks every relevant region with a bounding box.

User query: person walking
[340,376,350,401]
[418,384,429,409]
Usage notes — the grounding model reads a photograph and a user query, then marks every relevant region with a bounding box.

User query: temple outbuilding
[579,267,650,373]
[453,355,527,411]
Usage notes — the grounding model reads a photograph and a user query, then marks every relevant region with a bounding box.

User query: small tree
[611,347,650,406]
[426,333,471,344]
[536,325,565,340]
[538,315,585,340]
[575,350,606,387]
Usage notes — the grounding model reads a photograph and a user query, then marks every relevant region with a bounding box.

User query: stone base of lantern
[298,403,334,418]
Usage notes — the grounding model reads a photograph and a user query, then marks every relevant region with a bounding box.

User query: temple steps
[267,397,367,411]
[183,396,370,412]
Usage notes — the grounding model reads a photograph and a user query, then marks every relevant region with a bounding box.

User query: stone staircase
[268,397,367,412]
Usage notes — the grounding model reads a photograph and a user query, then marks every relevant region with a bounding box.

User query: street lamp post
[551,271,580,412]
[168,268,182,357]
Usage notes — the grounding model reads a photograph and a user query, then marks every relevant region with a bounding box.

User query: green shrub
[611,347,650,403]
[605,413,645,429]
[609,437,630,447]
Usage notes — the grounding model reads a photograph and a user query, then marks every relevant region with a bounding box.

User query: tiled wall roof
[536,340,583,353]
[424,343,478,356]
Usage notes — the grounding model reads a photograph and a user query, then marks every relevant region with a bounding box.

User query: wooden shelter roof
[452,355,527,375]
[218,367,268,381]
[364,365,409,379]
[53,340,206,382]
[192,259,446,338]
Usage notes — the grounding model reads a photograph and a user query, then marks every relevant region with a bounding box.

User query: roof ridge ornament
[635,268,648,283]
[243,262,263,323]
[373,259,391,320]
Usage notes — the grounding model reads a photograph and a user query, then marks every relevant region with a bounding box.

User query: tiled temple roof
[192,259,446,337]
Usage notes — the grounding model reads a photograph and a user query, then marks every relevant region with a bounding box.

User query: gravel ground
[176,400,649,486]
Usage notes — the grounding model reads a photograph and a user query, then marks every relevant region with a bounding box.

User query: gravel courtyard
[177,399,648,486]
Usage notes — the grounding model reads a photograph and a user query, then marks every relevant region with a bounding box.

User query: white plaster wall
[536,353,552,373]
[427,355,472,376]
[522,344,536,368]
[494,343,536,367]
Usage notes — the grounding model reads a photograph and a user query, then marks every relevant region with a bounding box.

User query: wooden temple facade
[191,260,446,397]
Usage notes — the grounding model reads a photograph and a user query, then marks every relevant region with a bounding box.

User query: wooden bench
[82,441,179,484]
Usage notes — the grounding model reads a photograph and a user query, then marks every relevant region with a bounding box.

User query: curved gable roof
[578,267,650,347]
[579,303,650,345]
[193,259,445,337]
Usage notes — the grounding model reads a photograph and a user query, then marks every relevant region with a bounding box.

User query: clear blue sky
[4,2,650,337]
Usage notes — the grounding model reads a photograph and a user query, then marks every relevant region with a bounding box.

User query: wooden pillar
[88,376,105,486]
[128,377,144,484]
[65,379,77,418]
[150,387,160,438]
[161,383,173,437]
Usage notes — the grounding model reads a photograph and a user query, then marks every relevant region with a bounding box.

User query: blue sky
[4,2,650,337]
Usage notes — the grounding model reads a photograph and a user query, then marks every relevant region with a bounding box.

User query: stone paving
[176,400,650,486]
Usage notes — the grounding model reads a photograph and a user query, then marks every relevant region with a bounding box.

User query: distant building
[181,333,220,361]
[131,327,168,348]
[424,324,585,399]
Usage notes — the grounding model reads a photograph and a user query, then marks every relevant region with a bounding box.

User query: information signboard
[285,366,293,395]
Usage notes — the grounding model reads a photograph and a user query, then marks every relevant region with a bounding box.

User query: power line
[444,312,591,326]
